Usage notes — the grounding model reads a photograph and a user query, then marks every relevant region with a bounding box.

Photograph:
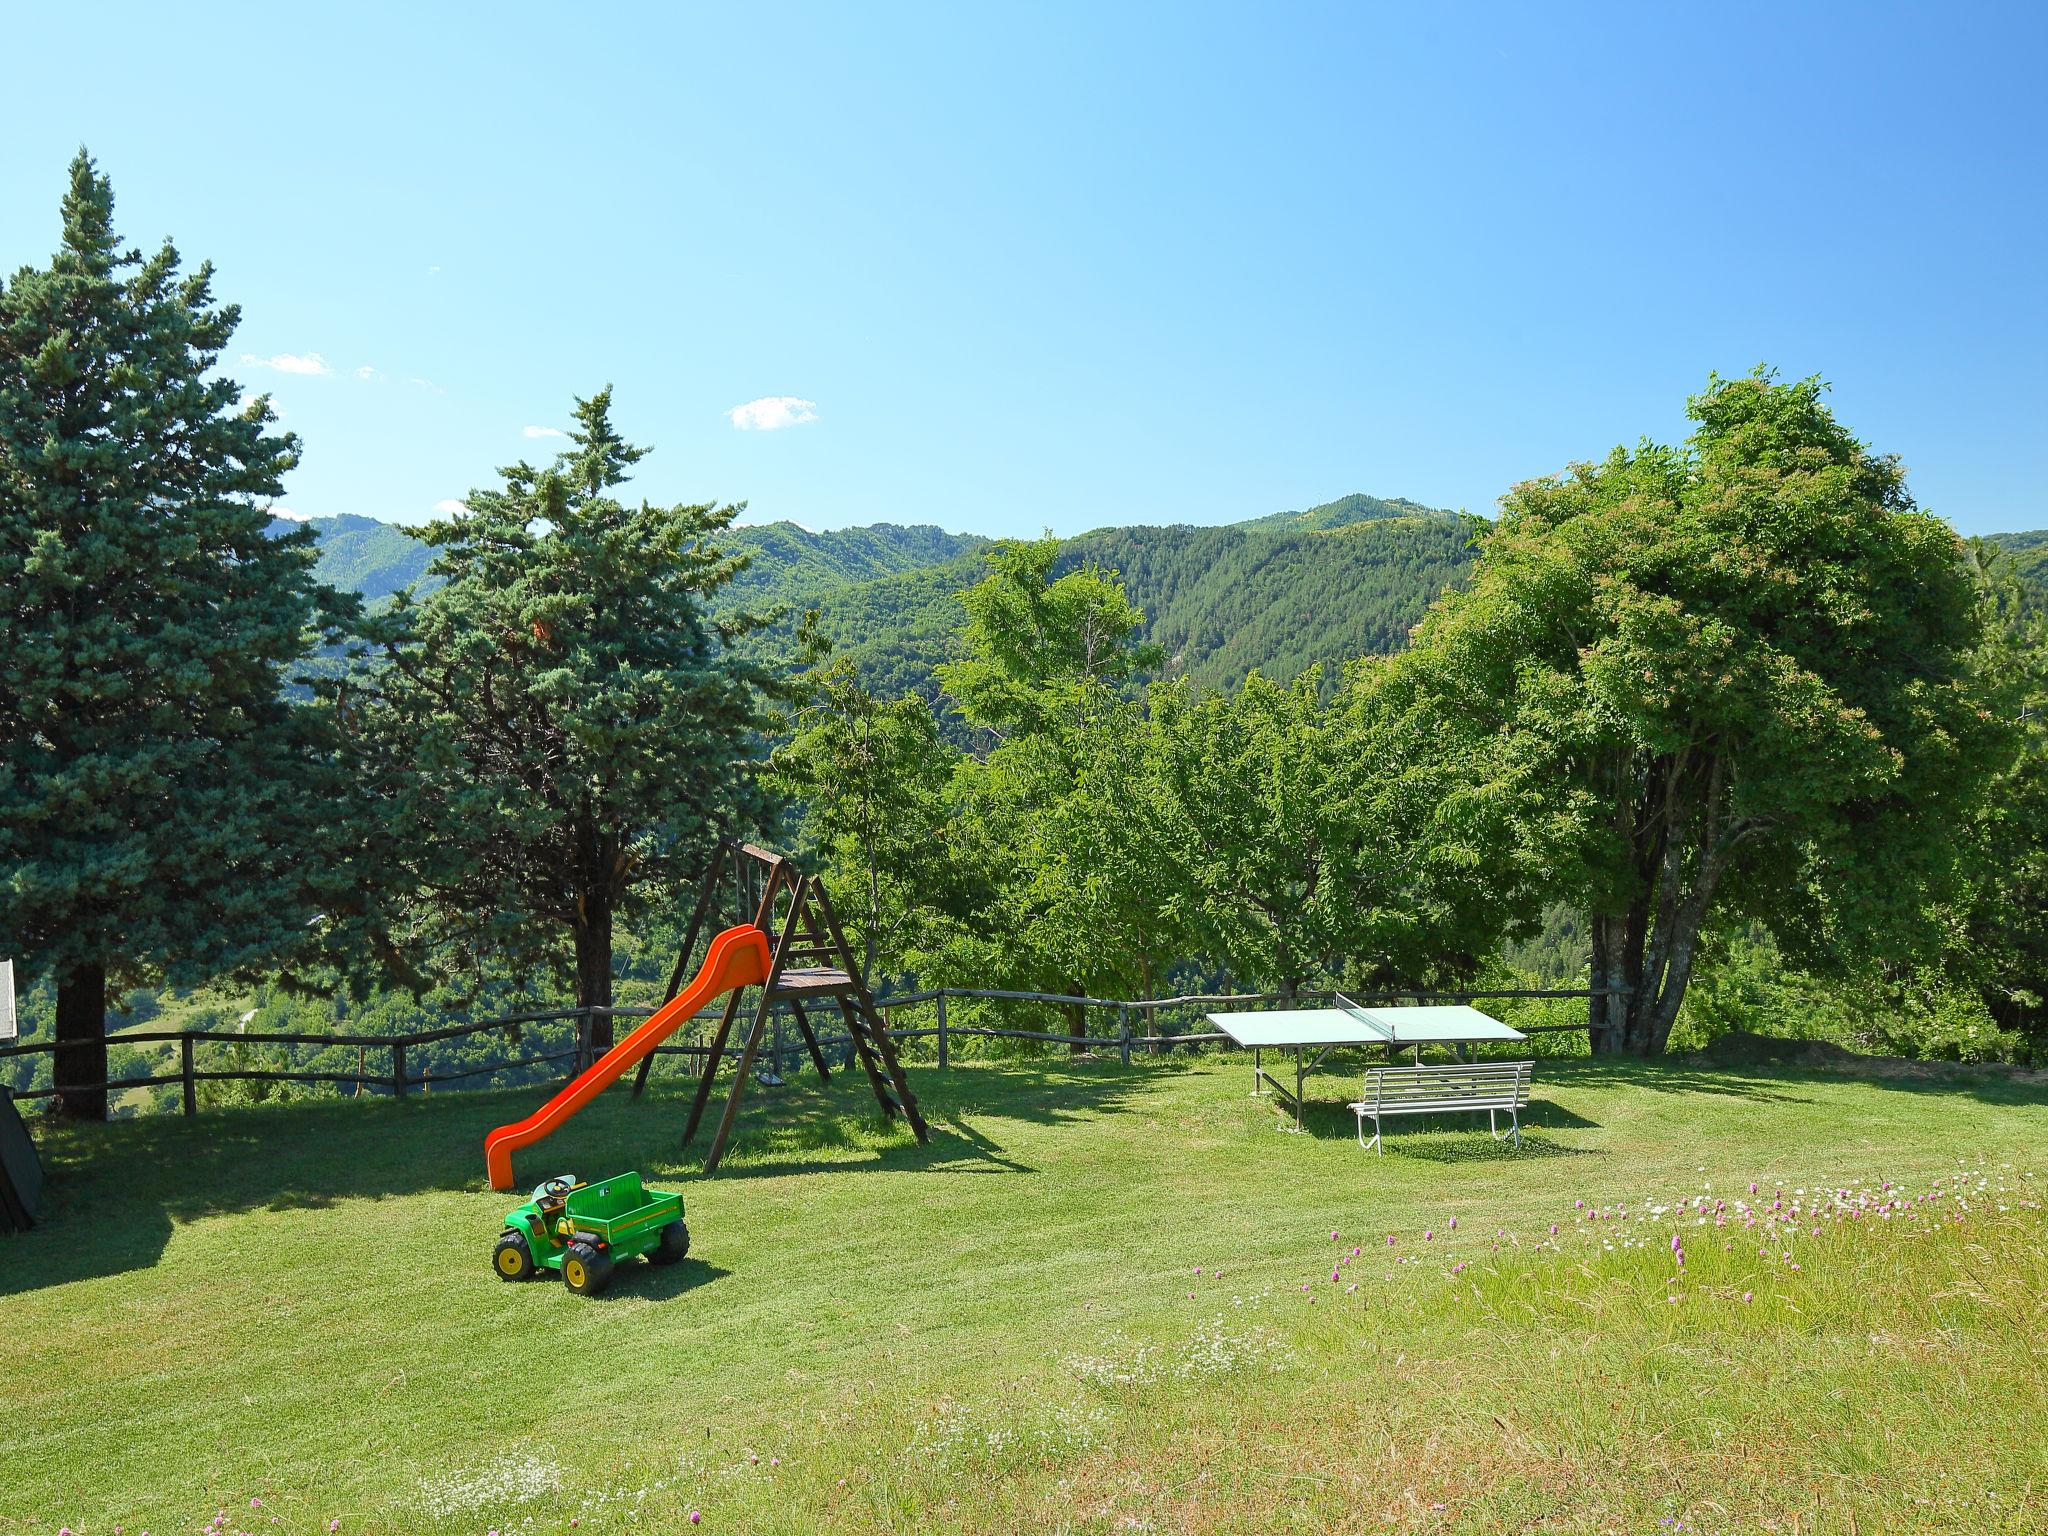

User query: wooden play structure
[631,840,929,1174]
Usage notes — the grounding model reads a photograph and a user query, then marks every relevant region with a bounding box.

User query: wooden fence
[0,986,1615,1115]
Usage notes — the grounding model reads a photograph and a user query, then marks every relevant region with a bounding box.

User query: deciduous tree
[1391,370,2007,1054]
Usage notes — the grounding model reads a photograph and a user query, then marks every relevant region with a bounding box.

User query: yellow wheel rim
[564,1257,586,1288]
[496,1245,524,1276]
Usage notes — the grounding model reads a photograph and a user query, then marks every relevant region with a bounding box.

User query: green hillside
[278,495,1480,700]
[281,503,2031,703]
[1987,528,2048,612]
[271,512,437,603]
[746,503,1478,700]
[14,1050,2047,1531]
[717,520,988,606]
[1234,489,1461,532]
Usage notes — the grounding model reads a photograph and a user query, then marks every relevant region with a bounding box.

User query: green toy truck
[492,1171,690,1296]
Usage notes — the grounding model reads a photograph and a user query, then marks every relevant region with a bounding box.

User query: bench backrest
[1362,1060,1532,1111]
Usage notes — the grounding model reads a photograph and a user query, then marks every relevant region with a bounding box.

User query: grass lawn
[4,1040,2045,1534]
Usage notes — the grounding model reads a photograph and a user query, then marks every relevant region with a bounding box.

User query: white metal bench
[1349,1060,1533,1153]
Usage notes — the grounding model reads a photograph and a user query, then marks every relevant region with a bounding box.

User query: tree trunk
[55,959,108,1122]
[1066,996,1087,1055]
[575,902,615,1055]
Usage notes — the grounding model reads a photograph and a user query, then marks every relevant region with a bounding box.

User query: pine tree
[0,152,339,1119]
[340,388,782,1046]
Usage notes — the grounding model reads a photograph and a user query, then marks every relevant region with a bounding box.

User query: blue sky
[3,3,2043,537]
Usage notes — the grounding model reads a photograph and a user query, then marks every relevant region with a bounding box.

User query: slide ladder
[484,924,772,1190]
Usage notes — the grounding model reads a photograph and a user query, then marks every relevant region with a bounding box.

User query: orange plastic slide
[484,923,772,1190]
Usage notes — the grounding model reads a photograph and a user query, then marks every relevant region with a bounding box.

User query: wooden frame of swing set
[629,839,930,1173]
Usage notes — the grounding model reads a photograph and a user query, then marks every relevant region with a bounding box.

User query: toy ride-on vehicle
[492,1171,690,1296]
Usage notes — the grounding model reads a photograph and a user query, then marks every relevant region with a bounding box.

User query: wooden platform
[769,967,855,997]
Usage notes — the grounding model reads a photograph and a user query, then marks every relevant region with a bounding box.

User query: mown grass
[3,1042,2044,1534]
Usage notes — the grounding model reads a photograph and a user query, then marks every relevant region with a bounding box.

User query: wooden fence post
[1118,1004,1131,1067]
[936,992,949,1069]
[181,1034,196,1117]
[392,1041,407,1098]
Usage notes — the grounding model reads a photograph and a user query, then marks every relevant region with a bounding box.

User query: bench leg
[1487,1108,1522,1149]
[1355,1109,1381,1154]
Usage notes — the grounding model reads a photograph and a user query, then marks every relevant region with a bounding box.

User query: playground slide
[484,924,772,1190]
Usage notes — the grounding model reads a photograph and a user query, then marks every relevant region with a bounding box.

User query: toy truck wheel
[561,1240,614,1296]
[493,1230,536,1282]
[649,1219,690,1266]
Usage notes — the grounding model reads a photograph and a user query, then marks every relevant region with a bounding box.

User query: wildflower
[251,1503,262,1512]
[1448,1216,1458,1231]
[1742,1291,1753,1303]
[1331,1230,1339,1241]
[1424,1229,1433,1241]
[689,1514,702,1526]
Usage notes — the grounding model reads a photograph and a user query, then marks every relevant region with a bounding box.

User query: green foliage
[769,629,959,978]
[1387,369,2010,1055]
[1146,662,1532,997]
[332,388,782,1021]
[0,151,351,1117]
[937,537,1163,740]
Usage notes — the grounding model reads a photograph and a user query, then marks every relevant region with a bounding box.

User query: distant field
[4,1045,2045,1534]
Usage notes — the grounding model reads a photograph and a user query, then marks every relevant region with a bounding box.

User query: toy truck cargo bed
[563,1173,679,1243]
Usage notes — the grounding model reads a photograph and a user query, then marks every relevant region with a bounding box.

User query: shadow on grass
[1260,1091,1601,1151]
[1382,1132,1597,1164]
[582,1254,730,1303]
[670,1058,1161,1180]
[0,1055,1150,1294]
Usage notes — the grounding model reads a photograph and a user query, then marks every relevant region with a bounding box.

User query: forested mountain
[1988,529,2048,612]
[279,502,2043,701]
[1234,490,1459,532]
[271,513,436,603]
[717,521,988,605]
[717,495,1481,697]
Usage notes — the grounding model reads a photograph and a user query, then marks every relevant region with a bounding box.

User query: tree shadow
[0,1056,1146,1294]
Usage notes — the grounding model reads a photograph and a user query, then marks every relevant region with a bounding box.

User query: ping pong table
[1206,996,1528,1132]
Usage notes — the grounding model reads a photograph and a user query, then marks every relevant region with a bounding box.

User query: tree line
[5,154,2043,1120]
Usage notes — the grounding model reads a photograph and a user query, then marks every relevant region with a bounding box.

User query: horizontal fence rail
[2,985,1622,1115]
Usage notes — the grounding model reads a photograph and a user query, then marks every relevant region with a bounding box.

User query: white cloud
[523,425,566,439]
[355,364,383,383]
[432,498,469,515]
[237,390,281,417]
[727,395,818,431]
[268,505,309,521]
[241,351,332,376]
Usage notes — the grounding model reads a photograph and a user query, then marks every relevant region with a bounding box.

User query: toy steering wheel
[533,1175,575,1201]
